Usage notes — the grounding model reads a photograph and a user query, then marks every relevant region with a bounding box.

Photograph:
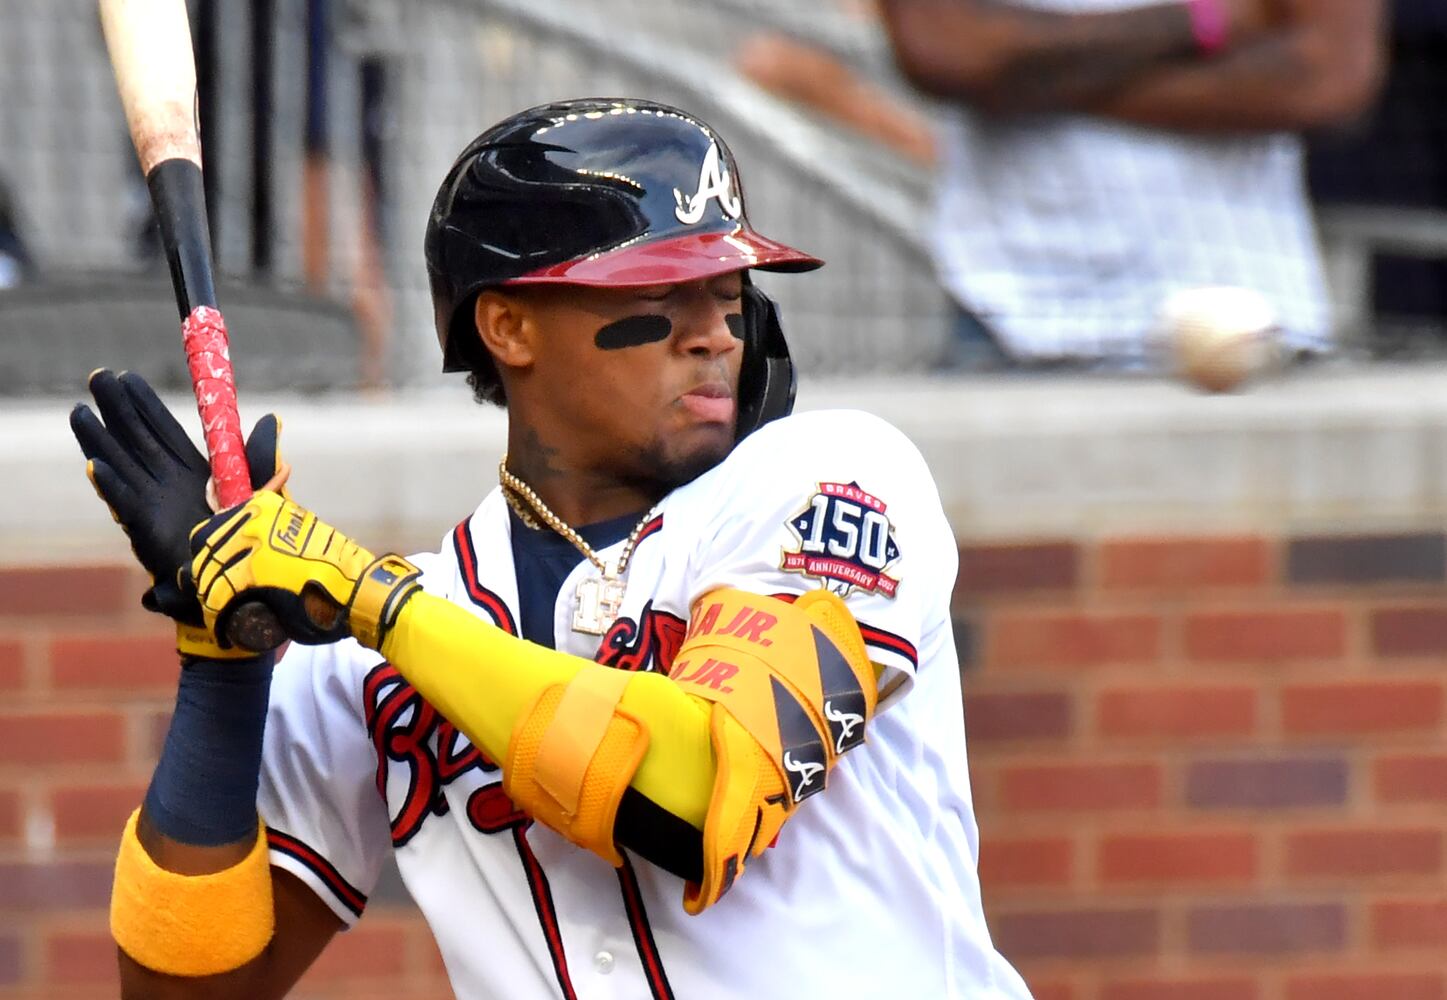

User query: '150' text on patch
[781,481,901,598]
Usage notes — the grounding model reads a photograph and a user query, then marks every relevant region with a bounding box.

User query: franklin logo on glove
[272,505,308,554]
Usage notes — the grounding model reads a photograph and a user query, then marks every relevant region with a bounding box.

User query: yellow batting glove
[189,491,422,651]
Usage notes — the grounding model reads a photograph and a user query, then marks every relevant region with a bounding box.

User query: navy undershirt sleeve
[143,652,276,846]
[507,506,641,649]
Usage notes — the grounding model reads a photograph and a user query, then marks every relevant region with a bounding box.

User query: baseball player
[73,99,1032,999]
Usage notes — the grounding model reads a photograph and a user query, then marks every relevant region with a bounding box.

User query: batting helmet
[424,97,821,437]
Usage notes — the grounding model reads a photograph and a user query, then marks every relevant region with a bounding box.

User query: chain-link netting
[0,0,945,391]
[1,0,1443,392]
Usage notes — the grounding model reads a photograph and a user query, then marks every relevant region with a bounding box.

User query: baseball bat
[99,0,331,651]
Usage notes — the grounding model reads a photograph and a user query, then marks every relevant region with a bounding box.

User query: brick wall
[959,533,1447,1000]
[2,530,1443,998]
[0,564,451,1000]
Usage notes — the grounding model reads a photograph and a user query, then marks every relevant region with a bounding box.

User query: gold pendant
[573,575,626,635]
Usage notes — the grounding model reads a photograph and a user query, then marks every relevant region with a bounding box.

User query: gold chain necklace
[499,457,655,635]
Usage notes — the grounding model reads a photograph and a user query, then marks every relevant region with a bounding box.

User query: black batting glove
[70,369,285,655]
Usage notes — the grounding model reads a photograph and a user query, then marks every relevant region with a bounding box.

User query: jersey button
[593,950,614,974]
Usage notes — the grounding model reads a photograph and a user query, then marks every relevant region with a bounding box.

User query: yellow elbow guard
[110,809,275,976]
[499,586,876,914]
[671,587,877,912]
[504,668,650,867]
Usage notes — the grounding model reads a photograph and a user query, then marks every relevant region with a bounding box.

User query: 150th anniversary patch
[781,481,901,598]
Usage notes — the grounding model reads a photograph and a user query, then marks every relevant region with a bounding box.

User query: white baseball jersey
[931,0,1332,361]
[257,409,1031,1000]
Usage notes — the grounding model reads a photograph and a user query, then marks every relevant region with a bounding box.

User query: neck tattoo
[499,456,655,636]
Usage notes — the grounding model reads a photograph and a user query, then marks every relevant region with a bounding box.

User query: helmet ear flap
[736,278,796,441]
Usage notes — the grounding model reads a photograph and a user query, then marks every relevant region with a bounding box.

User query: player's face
[528,272,746,490]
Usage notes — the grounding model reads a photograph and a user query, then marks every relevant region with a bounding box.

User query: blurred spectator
[746,1,1389,370]
[737,34,939,167]
[1308,0,1447,346]
[0,177,34,289]
[881,0,1389,369]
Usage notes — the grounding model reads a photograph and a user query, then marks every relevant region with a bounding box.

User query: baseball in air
[1159,286,1279,393]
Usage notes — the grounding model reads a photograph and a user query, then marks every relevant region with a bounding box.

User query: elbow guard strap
[670,587,878,912]
[504,668,650,867]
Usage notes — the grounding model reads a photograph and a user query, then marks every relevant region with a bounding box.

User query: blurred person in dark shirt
[0,178,34,289]
[1308,0,1446,342]
[1393,0,1447,33]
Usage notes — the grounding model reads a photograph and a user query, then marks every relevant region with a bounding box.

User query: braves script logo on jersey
[363,664,526,846]
[597,602,686,674]
[782,481,902,597]
[673,141,741,224]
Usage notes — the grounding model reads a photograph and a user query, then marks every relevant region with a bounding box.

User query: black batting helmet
[424,97,821,437]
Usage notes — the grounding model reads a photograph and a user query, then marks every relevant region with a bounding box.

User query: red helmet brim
[503,226,822,288]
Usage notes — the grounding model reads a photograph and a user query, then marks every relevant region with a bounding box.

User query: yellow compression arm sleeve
[381,592,714,829]
[186,492,876,908]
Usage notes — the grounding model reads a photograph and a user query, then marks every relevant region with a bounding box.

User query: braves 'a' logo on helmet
[673,141,742,225]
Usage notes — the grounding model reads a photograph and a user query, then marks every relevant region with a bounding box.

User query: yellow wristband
[110,809,275,976]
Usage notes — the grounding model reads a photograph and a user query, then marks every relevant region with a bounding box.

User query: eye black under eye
[595,314,674,350]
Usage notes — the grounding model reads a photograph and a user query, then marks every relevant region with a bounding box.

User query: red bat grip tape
[181,306,293,652]
[181,306,253,508]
